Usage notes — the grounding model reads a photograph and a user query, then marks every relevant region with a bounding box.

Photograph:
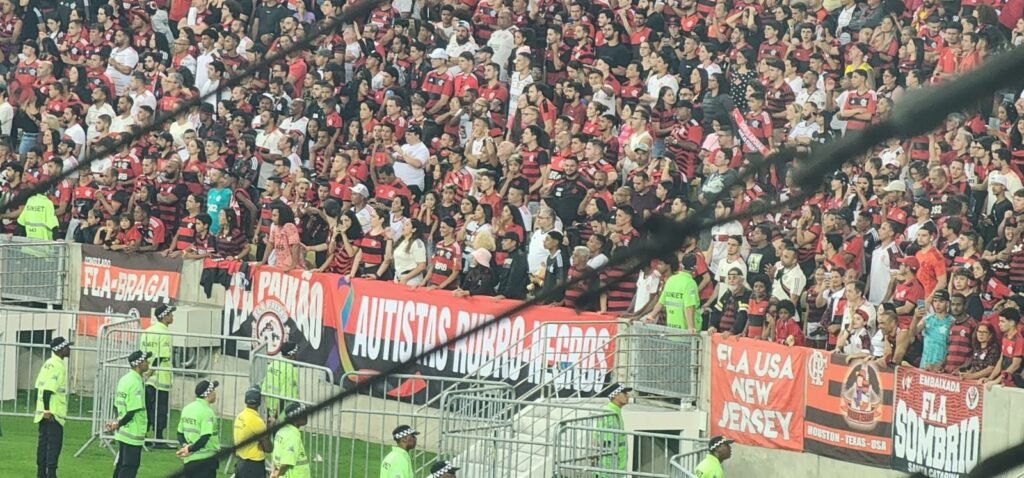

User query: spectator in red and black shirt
[945,293,979,373]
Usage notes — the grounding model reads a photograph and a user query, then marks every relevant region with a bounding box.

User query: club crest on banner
[839,361,884,431]
[808,350,827,386]
[252,298,289,355]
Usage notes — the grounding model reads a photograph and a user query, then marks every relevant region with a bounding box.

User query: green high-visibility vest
[140,322,173,390]
[177,398,220,463]
[262,358,298,415]
[34,353,67,426]
[18,193,58,240]
[694,453,724,478]
[272,423,311,478]
[113,370,148,446]
[659,271,701,331]
[379,446,414,478]
[596,402,627,474]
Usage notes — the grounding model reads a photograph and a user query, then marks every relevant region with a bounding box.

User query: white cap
[428,48,449,60]
[883,181,906,193]
[350,183,370,197]
[991,174,1008,187]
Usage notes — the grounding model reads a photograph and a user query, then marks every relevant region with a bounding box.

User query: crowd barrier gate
[0,306,130,426]
[669,450,704,478]
[249,348,342,478]
[551,413,707,478]
[0,237,69,306]
[339,371,516,478]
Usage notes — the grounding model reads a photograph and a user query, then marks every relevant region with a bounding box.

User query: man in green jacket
[644,254,701,331]
[271,403,310,478]
[176,379,221,477]
[263,341,299,423]
[34,336,72,478]
[106,350,152,478]
[141,304,175,446]
[597,383,631,475]
[694,436,734,478]
[380,424,419,478]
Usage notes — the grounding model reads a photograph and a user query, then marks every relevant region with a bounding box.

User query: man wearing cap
[494,231,529,300]
[270,403,309,478]
[234,385,273,477]
[644,255,700,331]
[107,350,151,477]
[34,336,72,478]
[141,304,175,444]
[423,48,454,116]
[176,379,221,477]
[263,341,300,423]
[597,383,631,474]
[428,459,459,478]
[381,425,418,478]
[915,289,954,371]
[445,21,478,61]
[695,436,734,477]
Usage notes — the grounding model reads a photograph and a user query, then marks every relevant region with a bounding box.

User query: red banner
[803,351,895,468]
[222,266,619,397]
[892,367,984,477]
[77,245,183,335]
[709,335,808,451]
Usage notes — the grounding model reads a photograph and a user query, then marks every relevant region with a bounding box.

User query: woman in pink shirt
[261,202,303,271]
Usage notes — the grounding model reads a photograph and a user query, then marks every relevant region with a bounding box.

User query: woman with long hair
[353,206,394,280]
[261,202,303,271]
[319,210,364,277]
[215,209,251,260]
[393,219,428,285]
[957,322,1001,380]
[727,47,758,113]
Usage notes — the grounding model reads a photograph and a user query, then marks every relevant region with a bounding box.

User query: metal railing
[0,236,69,306]
[0,306,130,423]
[552,413,707,478]
[669,450,705,478]
[250,349,342,478]
[338,371,515,478]
[440,389,609,477]
[627,324,702,400]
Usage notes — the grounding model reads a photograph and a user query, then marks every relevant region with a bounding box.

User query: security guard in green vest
[34,336,72,478]
[106,350,151,478]
[270,403,311,478]
[263,341,299,423]
[18,191,59,240]
[694,436,734,478]
[427,459,459,478]
[596,383,631,475]
[176,379,221,478]
[380,424,418,478]
[141,305,175,445]
[645,255,702,331]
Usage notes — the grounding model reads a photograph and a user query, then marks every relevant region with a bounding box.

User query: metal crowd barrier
[625,324,703,402]
[0,306,130,423]
[440,390,609,477]
[552,413,707,478]
[249,349,341,478]
[0,236,69,306]
[338,371,517,478]
[669,450,704,478]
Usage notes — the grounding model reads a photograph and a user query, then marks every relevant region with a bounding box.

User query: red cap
[897,256,920,269]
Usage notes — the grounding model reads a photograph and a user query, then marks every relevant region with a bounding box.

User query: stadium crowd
[0,0,1023,388]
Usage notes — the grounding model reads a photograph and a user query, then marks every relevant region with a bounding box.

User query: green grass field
[1,393,432,477]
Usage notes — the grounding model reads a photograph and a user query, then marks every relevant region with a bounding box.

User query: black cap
[932,289,950,301]
[393,424,420,440]
[430,460,460,477]
[681,254,698,271]
[831,171,849,184]
[406,125,423,136]
[280,341,299,357]
[195,379,219,398]
[49,336,73,352]
[244,385,262,406]
[709,435,735,451]
[501,232,521,243]
[128,350,152,367]
[155,304,176,321]
[606,382,633,398]
[915,198,933,210]
[284,402,305,419]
